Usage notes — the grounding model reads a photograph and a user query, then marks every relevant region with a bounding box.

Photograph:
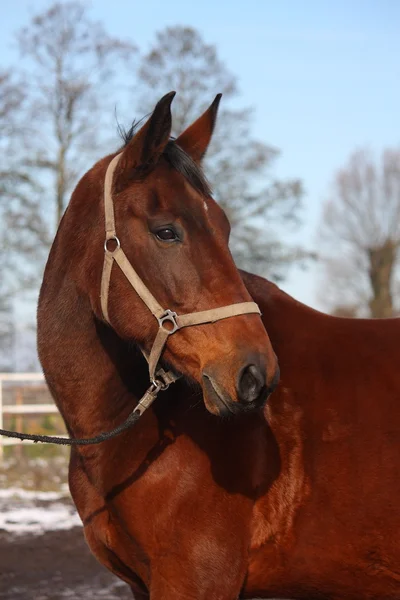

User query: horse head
[66,92,279,416]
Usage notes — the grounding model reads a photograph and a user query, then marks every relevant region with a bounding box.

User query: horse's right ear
[175,94,222,163]
[116,91,176,189]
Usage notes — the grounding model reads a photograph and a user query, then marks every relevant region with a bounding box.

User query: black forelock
[118,121,212,197]
[163,140,212,197]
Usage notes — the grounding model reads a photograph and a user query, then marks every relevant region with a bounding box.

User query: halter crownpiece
[100,152,261,385]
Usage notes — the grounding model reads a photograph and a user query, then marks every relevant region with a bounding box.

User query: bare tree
[0,70,33,203]
[0,70,47,291]
[0,292,14,372]
[3,1,137,286]
[318,147,400,318]
[0,70,26,369]
[0,2,137,368]
[0,71,25,136]
[136,26,304,279]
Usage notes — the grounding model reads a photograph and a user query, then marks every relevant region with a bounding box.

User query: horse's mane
[118,119,212,197]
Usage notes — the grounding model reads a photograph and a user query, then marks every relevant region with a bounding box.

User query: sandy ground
[0,489,132,599]
[0,526,132,599]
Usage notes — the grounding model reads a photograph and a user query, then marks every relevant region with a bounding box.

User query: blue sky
[1,0,399,309]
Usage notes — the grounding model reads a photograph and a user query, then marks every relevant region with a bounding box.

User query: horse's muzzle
[201,355,279,417]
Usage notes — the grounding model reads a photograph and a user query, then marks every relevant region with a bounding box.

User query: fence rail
[3,404,59,415]
[0,373,64,460]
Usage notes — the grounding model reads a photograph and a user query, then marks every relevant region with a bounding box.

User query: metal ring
[151,377,169,392]
[152,373,171,391]
[104,236,120,254]
[157,309,179,334]
[150,379,162,393]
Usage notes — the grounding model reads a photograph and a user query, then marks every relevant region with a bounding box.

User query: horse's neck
[38,267,145,438]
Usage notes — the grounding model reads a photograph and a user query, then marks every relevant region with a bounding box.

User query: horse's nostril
[238,364,265,404]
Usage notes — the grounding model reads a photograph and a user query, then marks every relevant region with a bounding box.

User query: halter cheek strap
[100,152,261,384]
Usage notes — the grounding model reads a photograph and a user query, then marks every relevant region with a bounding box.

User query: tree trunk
[367,240,396,318]
[56,144,66,227]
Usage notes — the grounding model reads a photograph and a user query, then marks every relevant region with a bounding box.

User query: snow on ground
[0,503,81,534]
[0,487,81,534]
[4,579,130,600]
[47,580,129,599]
[0,487,67,501]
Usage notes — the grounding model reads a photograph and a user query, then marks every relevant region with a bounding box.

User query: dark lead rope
[0,407,141,446]
[0,379,166,446]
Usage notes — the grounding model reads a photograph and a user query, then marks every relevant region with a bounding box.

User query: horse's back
[242,273,400,599]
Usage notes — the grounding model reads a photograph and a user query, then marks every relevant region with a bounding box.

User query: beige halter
[100,152,261,388]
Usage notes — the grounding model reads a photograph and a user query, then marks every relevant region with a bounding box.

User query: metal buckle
[157,309,179,334]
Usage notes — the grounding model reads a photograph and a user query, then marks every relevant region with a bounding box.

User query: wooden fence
[0,373,64,461]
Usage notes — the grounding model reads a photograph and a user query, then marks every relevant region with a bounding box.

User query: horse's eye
[155,228,178,242]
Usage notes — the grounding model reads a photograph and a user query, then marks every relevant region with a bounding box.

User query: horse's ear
[117,91,176,187]
[176,94,222,163]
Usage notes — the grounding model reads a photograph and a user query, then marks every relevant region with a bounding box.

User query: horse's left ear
[116,91,176,189]
[176,94,222,163]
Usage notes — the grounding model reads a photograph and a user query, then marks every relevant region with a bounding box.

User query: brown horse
[37,94,400,599]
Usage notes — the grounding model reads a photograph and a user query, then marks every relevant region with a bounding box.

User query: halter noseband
[100,152,261,386]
